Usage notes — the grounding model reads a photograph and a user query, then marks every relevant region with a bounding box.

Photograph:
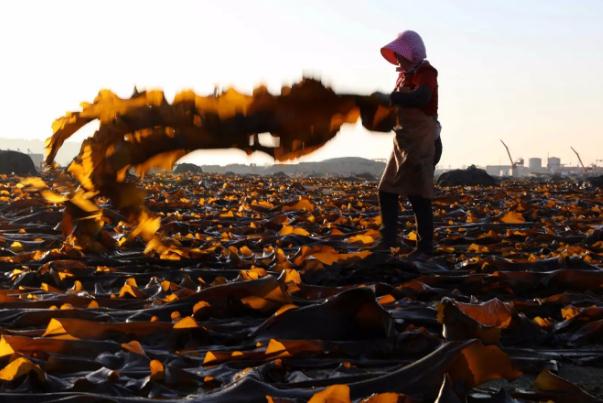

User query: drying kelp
[1,173,602,401]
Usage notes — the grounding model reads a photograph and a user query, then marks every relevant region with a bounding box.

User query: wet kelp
[1,173,602,401]
[44,79,395,255]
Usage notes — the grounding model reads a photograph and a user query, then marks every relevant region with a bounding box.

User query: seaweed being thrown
[42,78,395,255]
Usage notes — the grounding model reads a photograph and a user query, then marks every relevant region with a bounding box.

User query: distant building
[484,155,603,177]
[528,158,542,170]
[485,165,513,177]
[547,157,561,173]
[485,164,529,177]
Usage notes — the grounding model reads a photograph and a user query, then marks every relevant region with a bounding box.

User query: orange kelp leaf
[280,225,310,237]
[163,293,179,303]
[131,210,161,241]
[0,357,45,382]
[454,298,513,328]
[201,349,256,366]
[71,280,84,293]
[377,294,396,305]
[239,245,254,257]
[500,211,526,224]
[17,177,48,189]
[87,300,100,309]
[561,305,581,321]
[150,359,164,381]
[467,243,489,253]
[274,304,298,316]
[10,241,23,252]
[66,145,95,190]
[70,189,101,213]
[308,384,351,403]
[0,336,15,358]
[265,339,287,355]
[345,233,376,245]
[314,250,372,265]
[121,340,146,356]
[46,112,84,157]
[283,197,314,211]
[284,269,302,285]
[175,86,253,118]
[144,237,186,260]
[118,281,145,299]
[41,189,69,204]
[203,351,219,365]
[330,228,346,237]
[42,318,79,340]
[240,296,273,311]
[219,210,235,218]
[329,108,360,131]
[437,298,501,344]
[406,231,418,242]
[173,316,199,329]
[193,300,211,314]
[240,267,267,280]
[533,316,552,328]
[294,245,372,266]
[449,342,521,388]
[305,246,340,266]
[79,89,164,123]
[251,200,276,210]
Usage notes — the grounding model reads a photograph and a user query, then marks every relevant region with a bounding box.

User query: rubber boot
[376,191,400,249]
[409,195,434,255]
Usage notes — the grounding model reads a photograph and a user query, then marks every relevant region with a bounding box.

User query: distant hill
[0,138,81,167]
[190,157,386,178]
[1,139,386,178]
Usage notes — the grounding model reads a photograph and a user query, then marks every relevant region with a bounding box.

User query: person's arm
[389,84,432,107]
[370,84,432,107]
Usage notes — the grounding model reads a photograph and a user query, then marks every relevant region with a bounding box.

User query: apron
[378,108,437,199]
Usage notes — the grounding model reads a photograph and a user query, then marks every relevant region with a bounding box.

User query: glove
[370,91,391,106]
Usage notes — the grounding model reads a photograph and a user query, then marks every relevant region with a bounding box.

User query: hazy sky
[1,0,602,168]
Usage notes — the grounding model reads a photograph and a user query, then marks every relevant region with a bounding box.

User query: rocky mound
[271,171,289,178]
[437,165,497,186]
[174,163,203,174]
[589,175,603,188]
[0,150,37,175]
[354,172,377,181]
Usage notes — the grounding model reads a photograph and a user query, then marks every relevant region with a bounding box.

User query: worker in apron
[372,30,442,259]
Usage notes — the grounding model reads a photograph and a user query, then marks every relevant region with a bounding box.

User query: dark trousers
[378,137,440,253]
[379,191,434,253]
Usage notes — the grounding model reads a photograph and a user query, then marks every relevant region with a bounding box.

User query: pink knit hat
[381,30,427,65]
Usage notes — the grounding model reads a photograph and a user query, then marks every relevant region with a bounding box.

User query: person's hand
[370,91,391,106]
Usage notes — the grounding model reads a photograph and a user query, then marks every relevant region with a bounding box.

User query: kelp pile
[1,172,602,401]
[44,79,395,255]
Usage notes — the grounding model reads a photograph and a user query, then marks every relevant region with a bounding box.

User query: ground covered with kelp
[0,173,602,402]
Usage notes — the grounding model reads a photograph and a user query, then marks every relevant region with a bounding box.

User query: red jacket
[395,61,438,117]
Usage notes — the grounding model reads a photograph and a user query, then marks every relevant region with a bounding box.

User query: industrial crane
[499,139,517,177]
[570,146,587,174]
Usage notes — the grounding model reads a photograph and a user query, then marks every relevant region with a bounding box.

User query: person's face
[395,53,414,71]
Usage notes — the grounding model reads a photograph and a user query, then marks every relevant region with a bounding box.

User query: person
[371,30,442,259]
